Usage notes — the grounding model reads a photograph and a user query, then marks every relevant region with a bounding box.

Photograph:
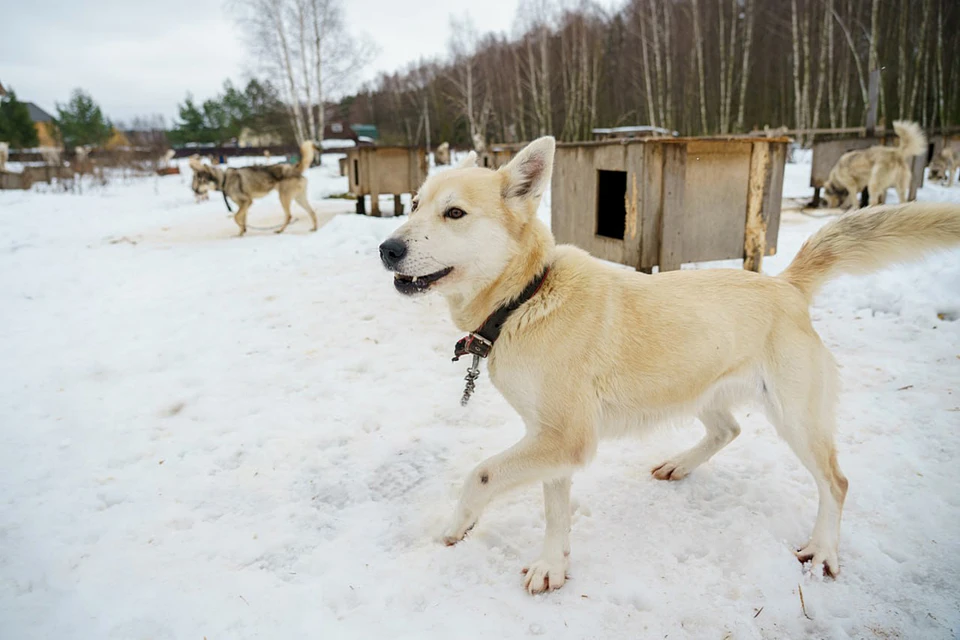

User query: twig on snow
[798,584,812,620]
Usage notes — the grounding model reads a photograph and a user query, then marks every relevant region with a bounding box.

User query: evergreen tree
[55,89,112,148]
[0,89,40,149]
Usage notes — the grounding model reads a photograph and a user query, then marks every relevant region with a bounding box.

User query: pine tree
[55,89,112,148]
[0,89,40,149]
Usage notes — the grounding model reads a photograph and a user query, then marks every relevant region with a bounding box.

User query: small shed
[810,134,926,206]
[345,146,427,216]
[478,143,524,170]
[551,136,789,273]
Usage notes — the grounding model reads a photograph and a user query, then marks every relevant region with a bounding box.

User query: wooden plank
[679,140,752,262]
[658,143,686,272]
[623,143,644,270]
[393,194,404,216]
[638,143,663,271]
[743,142,772,272]
[909,154,925,200]
[763,141,786,256]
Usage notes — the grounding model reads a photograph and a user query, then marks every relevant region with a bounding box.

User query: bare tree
[235,0,372,143]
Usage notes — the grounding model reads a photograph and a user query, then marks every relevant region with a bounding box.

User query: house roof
[26,102,54,123]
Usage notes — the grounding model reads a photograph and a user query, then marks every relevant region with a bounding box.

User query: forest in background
[343,0,960,146]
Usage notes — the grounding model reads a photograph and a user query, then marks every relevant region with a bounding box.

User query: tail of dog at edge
[782,202,960,301]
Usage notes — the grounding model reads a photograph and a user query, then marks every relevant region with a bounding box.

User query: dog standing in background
[189,140,319,236]
[928,147,958,187]
[823,120,926,209]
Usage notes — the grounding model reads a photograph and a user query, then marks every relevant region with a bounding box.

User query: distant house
[25,102,59,148]
[323,122,379,143]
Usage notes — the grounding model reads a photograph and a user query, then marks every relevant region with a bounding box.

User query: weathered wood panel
[658,143,687,272]
[763,142,786,255]
[0,170,31,190]
[744,142,772,272]
[679,140,752,263]
[637,143,663,272]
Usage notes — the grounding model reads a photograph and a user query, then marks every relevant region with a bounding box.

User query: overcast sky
[0,0,528,124]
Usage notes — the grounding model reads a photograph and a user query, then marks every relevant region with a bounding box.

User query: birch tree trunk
[826,0,837,128]
[907,0,930,117]
[690,0,708,133]
[718,0,728,132]
[638,6,658,127]
[648,0,666,127]
[735,0,755,132]
[269,0,306,142]
[812,0,829,129]
[791,0,804,131]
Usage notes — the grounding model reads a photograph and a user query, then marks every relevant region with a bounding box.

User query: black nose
[379,238,407,269]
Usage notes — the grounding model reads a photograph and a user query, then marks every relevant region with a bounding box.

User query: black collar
[453,267,549,361]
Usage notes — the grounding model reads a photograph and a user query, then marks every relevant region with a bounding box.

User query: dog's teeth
[412,276,418,283]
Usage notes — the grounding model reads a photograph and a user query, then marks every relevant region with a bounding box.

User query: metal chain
[460,354,481,406]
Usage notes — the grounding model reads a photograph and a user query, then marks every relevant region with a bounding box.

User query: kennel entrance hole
[596,170,627,239]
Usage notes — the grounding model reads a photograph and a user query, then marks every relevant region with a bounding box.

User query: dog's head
[928,154,948,183]
[822,181,849,209]
[378,137,555,298]
[189,158,220,196]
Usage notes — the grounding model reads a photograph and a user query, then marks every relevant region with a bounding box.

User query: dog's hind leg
[867,170,885,206]
[897,171,911,204]
[763,340,847,577]
[652,409,741,480]
[294,187,319,231]
[276,189,294,234]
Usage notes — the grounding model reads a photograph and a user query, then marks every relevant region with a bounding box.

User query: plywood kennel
[809,135,926,206]
[478,143,524,170]
[551,137,789,273]
[345,146,428,216]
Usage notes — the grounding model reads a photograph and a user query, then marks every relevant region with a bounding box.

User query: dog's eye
[411,198,419,212]
[444,207,467,220]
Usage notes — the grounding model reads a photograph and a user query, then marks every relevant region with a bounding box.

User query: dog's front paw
[795,541,840,578]
[440,520,475,546]
[522,556,568,594]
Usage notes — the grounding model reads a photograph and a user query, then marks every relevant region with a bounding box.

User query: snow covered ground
[1,154,958,639]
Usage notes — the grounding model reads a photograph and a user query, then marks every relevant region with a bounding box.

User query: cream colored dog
[823,120,926,208]
[379,137,960,594]
[929,147,958,186]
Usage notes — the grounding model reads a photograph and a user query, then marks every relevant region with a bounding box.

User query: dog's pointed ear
[498,136,555,204]
[455,150,478,169]
[188,154,204,171]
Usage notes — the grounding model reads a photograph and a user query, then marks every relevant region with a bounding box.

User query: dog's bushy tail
[296,140,315,174]
[780,202,960,302]
[893,120,927,158]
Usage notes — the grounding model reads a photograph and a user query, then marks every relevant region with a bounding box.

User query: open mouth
[393,267,453,295]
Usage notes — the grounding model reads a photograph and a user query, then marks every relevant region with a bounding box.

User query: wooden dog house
[809,134,926,206]
[551,136,789,273]
[345,146,428,216]
[478,143,524,170]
